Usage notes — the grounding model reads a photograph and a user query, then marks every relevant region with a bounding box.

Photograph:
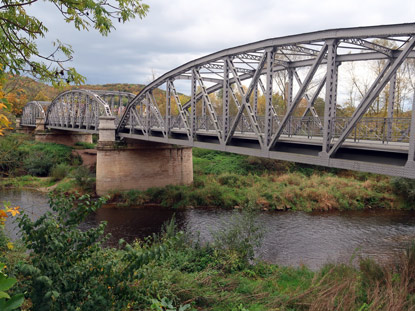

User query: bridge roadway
[18,22,415,179]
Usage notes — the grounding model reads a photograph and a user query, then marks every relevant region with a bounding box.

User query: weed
[212,208,264,269]
[71,166,95,192]
[74,141,96,149]
[50,163,71,181]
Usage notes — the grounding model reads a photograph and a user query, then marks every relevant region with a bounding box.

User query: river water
[2,189,415,270]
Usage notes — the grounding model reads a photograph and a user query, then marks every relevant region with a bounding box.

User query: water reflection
[2,189,415,270]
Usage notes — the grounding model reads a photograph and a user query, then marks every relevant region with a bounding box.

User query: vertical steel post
[322,40,338,154]
[265,48,274,147]
[286,68,294,110]
[407,91,415,163]
[166,81,171,137]
[387,74,397,142]
[202,90,207,129]
[253,83,258,117]
[223,59,230,142]
[145,93,150,136]
[191,69,197,140]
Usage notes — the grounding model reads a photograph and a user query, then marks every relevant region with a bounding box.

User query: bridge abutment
[96,116,193,196]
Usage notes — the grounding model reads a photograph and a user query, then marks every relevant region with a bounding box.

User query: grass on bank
[1,133,412,211]
[2,194,415,311]
[110,148,401,211]
[0,133,97,193]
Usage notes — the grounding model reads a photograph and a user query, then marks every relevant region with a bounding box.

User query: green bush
[50,163,71,181]
[0,134,74,177]
[217,173,240,186]
[212,208,264,271]
[23,151,56,176]
[392,177,415,206]
[0,263,24,311]
[71,166,95,191]
[16,193,177,310]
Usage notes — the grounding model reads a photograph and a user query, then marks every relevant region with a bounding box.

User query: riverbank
[2,192,415,310]
[1,133,412,211]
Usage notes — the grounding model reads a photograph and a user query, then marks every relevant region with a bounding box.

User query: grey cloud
[27,0,415,86]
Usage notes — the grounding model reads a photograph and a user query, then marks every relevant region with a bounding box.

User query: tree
[0,0,149,86]
[0,65,12,135]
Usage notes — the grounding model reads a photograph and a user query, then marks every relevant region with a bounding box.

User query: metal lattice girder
[21,101,49,126]
[168,80,192,139]
[328,35,415,156]
[113,24,415,172]
[193,68,223,142]
[45,89,114,133]
[269,43,329,149]
[19,23,415,178]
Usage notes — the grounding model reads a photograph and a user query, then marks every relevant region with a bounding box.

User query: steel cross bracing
[43,89,135,132]
[20,23,415,178]
[21,101,50,126]
[115,23,415,178]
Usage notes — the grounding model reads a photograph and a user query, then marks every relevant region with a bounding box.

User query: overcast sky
[29,0,415,86]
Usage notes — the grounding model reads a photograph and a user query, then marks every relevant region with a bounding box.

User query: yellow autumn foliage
[0,64,12,136]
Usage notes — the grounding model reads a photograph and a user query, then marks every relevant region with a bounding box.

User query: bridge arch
[45,89,135,132]
[117,22,415,160]
[21,101,49,126]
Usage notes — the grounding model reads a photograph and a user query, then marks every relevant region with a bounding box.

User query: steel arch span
[21,101,50,127]
[116,22,415,178]
[45,89,135,132]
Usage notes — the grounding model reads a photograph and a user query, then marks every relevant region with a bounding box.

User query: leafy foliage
[0,133,74,176]
[391,177,415,206]
[16,192,181,310]
[0,0,149,86]
[0,65,12,136]
[0,263,24,311]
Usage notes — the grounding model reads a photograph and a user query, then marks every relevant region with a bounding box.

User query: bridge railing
[132,114,411,144]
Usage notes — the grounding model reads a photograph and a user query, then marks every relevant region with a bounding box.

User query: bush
[16,193,177,310]
[23,151,56,176]
[392,177,415,206]
[50,163,71,181]
[217,173,240,186]
[71,166,95,191]
[0,134,74,177]
[212,208,264,270]
[243,157,292,174]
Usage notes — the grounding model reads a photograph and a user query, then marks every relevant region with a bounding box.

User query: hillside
[4,75,147,102]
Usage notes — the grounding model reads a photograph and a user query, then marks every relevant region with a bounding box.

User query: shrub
[392,177,415,206]
[16,193,176,310]
[22,151,56,176]
[71,166,95,191]
[0,134,74,177]
[243,156,292,174]
[0,263,24,311]
[212,208,264,270]
[217,173,240,186]
[50,163,71,181]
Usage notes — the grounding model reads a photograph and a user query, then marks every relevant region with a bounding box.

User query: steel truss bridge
[21,23,415,178]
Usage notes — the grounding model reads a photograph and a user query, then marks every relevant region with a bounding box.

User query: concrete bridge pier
[96,116,193,196]
[34,118,93,146]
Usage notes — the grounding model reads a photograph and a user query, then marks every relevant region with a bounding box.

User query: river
[2,189,415,270]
